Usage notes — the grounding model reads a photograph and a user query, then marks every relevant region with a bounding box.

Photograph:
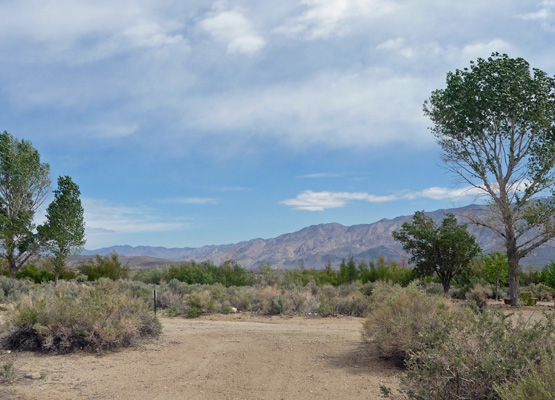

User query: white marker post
[153,289,157,315]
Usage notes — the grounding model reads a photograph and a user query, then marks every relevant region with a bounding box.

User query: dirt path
[0,315,400,400]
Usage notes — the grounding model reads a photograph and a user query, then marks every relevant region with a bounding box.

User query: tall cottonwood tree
[39,176,86,284]
[0,131,50,277]
[424,53,555,305]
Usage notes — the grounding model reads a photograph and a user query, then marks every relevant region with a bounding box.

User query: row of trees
[0,131,85,282]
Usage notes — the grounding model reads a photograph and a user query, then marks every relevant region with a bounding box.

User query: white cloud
[518,0,555,30]
[276,0,399,39]
[184,67,432,148]
[281,190,397,211]
[198,8,265,54]
[460,39,513,60]
[0,0,188,64]
[83,198,185,235]
[376,37,513,64]
[403,186,484,201]
[377,37,405,50]
[281,185,485,211]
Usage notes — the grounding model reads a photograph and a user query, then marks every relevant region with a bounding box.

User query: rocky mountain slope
[81,204,555,269]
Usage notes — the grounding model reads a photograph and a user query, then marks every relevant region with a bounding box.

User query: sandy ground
[0,315,400,400]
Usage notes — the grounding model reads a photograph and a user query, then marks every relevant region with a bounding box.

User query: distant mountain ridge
[81,204,555,269]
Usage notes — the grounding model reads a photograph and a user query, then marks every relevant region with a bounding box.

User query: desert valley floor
[0,315,400,400]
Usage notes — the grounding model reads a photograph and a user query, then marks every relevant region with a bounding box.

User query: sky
[1,0,554,250]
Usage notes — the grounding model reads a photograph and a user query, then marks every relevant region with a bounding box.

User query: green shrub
[0,361,14,383]
[133,268,165,285]
[165,260,253,287]
[78,254,129,281]
[359,257,414,286]
[186,306,203,318]
[0,284,161,353]
[16,264,55,283]
[269,295,287,315]
[520,288,537,306]
[362,283,453,366]
[542,262,555,289]
[524,283,553,301]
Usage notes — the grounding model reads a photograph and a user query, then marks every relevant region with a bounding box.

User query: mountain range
[80,203,555,269]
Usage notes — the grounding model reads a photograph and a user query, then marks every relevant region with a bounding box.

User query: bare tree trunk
[507,243,520,306]
[8,261,16,278]
[7,252,17,279]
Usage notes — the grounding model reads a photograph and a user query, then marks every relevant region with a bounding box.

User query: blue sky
[1,0,554,249]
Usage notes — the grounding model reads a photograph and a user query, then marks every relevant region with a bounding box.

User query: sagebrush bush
[0,361,14,383]
[494,355,555,400]
[0,276,34,303]
[524,283,554,301]
[362,282,453,366]
[0,284,161,353]
[467,284,493,310]
[402,311,555,400]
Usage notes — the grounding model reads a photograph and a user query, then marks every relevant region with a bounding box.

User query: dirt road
[0,314,400,400]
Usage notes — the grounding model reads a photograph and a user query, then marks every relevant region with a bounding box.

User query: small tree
[392,211,481,293]
[543,261,555,289]
[339,256,359,283]
[424,53,555,305]
[481,252,509,300]
[39,176,85,284]
[0,131,50,277]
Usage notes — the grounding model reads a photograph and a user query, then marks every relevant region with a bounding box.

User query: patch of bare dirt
[0,315,400,399]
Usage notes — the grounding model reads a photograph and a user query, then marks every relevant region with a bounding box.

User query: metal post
[153,289,157,315]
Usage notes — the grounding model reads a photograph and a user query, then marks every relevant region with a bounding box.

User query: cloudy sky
[1,0,554,249]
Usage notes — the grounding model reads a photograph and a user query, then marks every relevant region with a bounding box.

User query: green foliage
[38,176,85,283]
[166,260,253,287]
[186,306,203,318]
[528,283,554,301]
[359,257,414,286]
[482,253,509,283]
[481,252,509,299]
[0,131,51,278]
[543,261,555,289]
[16,263,54,283]
[0,361,14,383]
[424,53,555,305]
[132,268,166,285]
[78,254,129,281]
[338,257,359,283]
[392,212,481,293]
[0,282,161,353]
[520,265,544,286]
